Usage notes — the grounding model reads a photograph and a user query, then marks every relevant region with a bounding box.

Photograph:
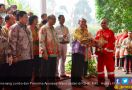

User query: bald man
[2,14,15,39]
[39,14,61,90]
[95,18,115,89]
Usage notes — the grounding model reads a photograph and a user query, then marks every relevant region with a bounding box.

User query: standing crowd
[0,3,131,90]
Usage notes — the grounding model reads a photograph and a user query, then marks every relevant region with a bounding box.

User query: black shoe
[95,83,105,87]
[126,72,129,74]
[55,76,60,81]
[106,86,115,90]
[49,86,61,90]
[60,75,70,79]
[72,84,83,88]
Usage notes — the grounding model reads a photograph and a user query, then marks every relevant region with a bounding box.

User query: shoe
[126,72,129,74]
[71,82,87,88]
[83,75,89,78]
[49,85,61,90]
[118,67,122,70]
[55,76,60,80]
[95,83,105,87]
[106,86,115,90]
[72,84,83,88]
[60,75,70,78]
[55,76,60,81]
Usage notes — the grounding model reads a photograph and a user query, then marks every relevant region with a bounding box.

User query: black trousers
[116,58,120,67]
[33,55,41,82]
[125,55,132,73]
[40,57,58,90]
[83,61,88,76]
[11,60,33,90]
[120,57,124,67]
[0,63,10,90]
[71,53,84,85]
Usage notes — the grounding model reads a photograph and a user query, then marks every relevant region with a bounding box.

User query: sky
[53,0,96,19]
[0,0,96,22]
[23,0,96,21]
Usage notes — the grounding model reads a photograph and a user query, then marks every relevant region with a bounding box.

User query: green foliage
[73,0,92,27]
[95,0,132,32]
[87,59,97,75]
[65,54,97,75]
[6,0,30,12]
[65,55,72,73]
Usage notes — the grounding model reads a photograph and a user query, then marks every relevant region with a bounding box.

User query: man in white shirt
[55,15,70,79]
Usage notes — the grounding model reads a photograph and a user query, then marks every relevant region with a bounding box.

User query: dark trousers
[33,55,41,82]
[11,60,33,90]
[125,55,132,73]
[71,53,84,85]
[116,58,120,67]
[83,61,88,76]
[0,63,10,90]
[120,57,124,67]
[40,57,58,90]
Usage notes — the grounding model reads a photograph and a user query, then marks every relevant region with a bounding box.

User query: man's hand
[7,56,13,65]
[42,52,48,60]
[63,34,67,38]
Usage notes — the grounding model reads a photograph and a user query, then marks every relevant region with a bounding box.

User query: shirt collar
[18,22,27,28]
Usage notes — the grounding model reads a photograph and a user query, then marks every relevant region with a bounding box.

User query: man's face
[12,5,17,11]
[9,15,15,25]
[79,19,86,29]
[20,14,28,25]
[42,15,47,20]
[101,19,108,29]
[0,5,5,12]
[0,17,3,25]
[49,16,56,25]
[128,33,132,38]
[59,16,65,25]
[33,18,38,25]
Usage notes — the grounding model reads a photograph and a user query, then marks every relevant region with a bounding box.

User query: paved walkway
[5,68,132,90]
[30,67,132,90]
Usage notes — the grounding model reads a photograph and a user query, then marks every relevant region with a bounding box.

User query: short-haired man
[55,15,70,79]
[39,14,61,90]
[95,18,115,89]
[9,11,33,90]
[0,4,5,12]
[39,13,47,28]
[0,15,12,90]
[2,14,15,38]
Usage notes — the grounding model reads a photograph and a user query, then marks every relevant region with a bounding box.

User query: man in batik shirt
[39,14,61,90]
[28,15,40,82]
[0,15,12,90]
[9,11,33,90]
[2,14,15,39]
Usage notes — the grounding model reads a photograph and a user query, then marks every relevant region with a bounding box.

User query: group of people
[0,3,70,90]
[115,29,132,74]
[71,18,115,90]
[0,3,131,90]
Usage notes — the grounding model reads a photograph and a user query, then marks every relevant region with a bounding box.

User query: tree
[6,0,30,11]
[95,0,132,32]
[73,0,92,27]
